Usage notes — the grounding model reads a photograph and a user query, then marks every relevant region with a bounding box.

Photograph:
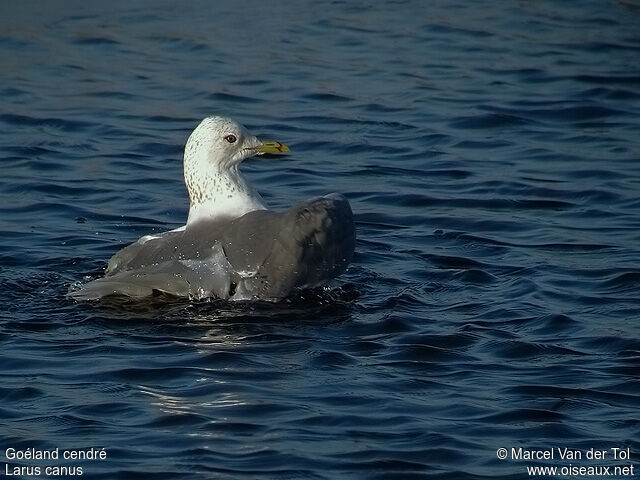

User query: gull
[70,116,355,301]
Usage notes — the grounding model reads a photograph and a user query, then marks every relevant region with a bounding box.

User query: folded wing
[69,194,355,301]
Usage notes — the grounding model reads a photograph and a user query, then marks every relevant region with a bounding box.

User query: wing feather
[72,194,355,300]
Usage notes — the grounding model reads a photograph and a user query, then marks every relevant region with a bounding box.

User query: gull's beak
[254,140,290,155]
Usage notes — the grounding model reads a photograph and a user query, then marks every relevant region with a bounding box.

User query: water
[1,0,639,478]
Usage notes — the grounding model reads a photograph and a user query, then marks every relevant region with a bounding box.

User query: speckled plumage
[182,117,267,224]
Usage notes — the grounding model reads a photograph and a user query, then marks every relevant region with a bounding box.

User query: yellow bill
[256,141,290,154]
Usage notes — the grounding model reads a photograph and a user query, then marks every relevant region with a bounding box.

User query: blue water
[1,0,639,478]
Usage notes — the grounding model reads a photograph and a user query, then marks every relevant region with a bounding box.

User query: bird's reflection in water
[87,285,360,422]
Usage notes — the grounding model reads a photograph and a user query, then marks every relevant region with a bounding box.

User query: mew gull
[70,116,355,301]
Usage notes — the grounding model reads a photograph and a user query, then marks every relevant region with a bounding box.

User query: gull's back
[69,194,355,301]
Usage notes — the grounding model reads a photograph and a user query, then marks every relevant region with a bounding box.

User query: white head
[185,116,262,170]
[183,116,289,224]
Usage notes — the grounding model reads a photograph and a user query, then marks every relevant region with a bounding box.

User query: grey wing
[221,194,355,299]
[70,195,355,301]
[105,230,183,276]
[69,256,234,301]
[70,225,233,300]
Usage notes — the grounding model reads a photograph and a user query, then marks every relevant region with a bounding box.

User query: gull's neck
[184,154,266,226]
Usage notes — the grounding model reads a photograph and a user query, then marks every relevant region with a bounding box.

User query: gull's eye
[224,134,237,143]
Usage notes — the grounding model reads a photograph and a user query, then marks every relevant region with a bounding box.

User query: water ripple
[0,0,639,479]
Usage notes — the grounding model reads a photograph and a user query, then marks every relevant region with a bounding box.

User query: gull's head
[185,116,289,169]
[183,116,290,223]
